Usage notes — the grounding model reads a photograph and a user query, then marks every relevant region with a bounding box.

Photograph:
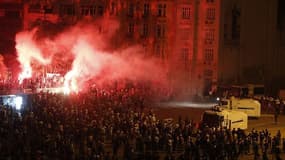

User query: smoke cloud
[0,55,7,79]
[15,19,167,91]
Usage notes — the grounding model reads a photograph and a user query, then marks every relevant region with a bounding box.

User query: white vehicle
[218,84,265,99]
[219,97,261,118]
[201,108,248,130]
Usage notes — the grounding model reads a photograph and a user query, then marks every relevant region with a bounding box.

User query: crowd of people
[259,96,285,114]
[0,80,284,159]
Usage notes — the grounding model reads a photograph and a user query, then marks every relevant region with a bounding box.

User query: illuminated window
[182,7,191,19]
[206,8,215,20]
[157,4,166,17]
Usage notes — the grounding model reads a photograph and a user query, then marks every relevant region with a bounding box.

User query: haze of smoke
[15,19,167,89]
[15,28,51,76]
[0,55,7,79]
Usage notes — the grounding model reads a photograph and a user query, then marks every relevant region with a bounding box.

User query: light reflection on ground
[158,101,218,109]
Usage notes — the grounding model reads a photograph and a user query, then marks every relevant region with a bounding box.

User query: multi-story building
[0,0,23,54]
[172,0,220,97]
[0,0,23,78]
[219,0,285,95]
[22,0,221,97]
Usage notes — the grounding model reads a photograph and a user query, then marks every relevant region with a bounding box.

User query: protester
[0,80,284,159]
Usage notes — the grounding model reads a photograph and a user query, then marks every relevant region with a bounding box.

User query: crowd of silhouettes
[0,81,284,160]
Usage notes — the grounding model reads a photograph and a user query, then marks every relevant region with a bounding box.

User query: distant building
[219,0,285,95]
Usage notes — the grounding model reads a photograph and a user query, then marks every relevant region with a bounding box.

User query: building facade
[0,0,23,54]
[171,0,220,97]
[0,0,23,79]
[219,0,285,95]
[21,0,221,97]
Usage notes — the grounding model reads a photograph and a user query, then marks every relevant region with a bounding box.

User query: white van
[202,108,248,130]
[219,97,261,118]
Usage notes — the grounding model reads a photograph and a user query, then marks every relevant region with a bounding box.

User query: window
[205,29,214,44]
[155,45,161,57]
[81,6,89,16]
[43,6,53,14]
[181,48,189,69]
[156,24,162,37]
[142,43,148,55]
[142,24,149,37]
[5,11,20,18]
[155,45,166,58]
[224,23,228,39]
[90,6,96,16]
[128,23,134,36]
[204,48,214,62]
[180,29,191,40]
[182,7,191,19]
[206,8,215,20]
[65,5,75,16]
[128,3,134,17]
[80,5,99,16]
[204,69,213,77]
[98,5,104,16]
[206,0,215,3]
[161,46,165,59]
[110,2,115,15]
[157,4,166,17]
[156,24,166,38]
[232,5,241,40]
[28,4,41,13]
[143,3,150,17]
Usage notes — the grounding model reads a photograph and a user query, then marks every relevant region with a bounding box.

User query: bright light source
[15,96,23,110]
[216,97,220,101]
[63,86,70,95]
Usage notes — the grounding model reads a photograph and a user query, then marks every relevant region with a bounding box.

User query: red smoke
[15,19,167,93]
[15,28,51,83]
[0,55,7,80]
